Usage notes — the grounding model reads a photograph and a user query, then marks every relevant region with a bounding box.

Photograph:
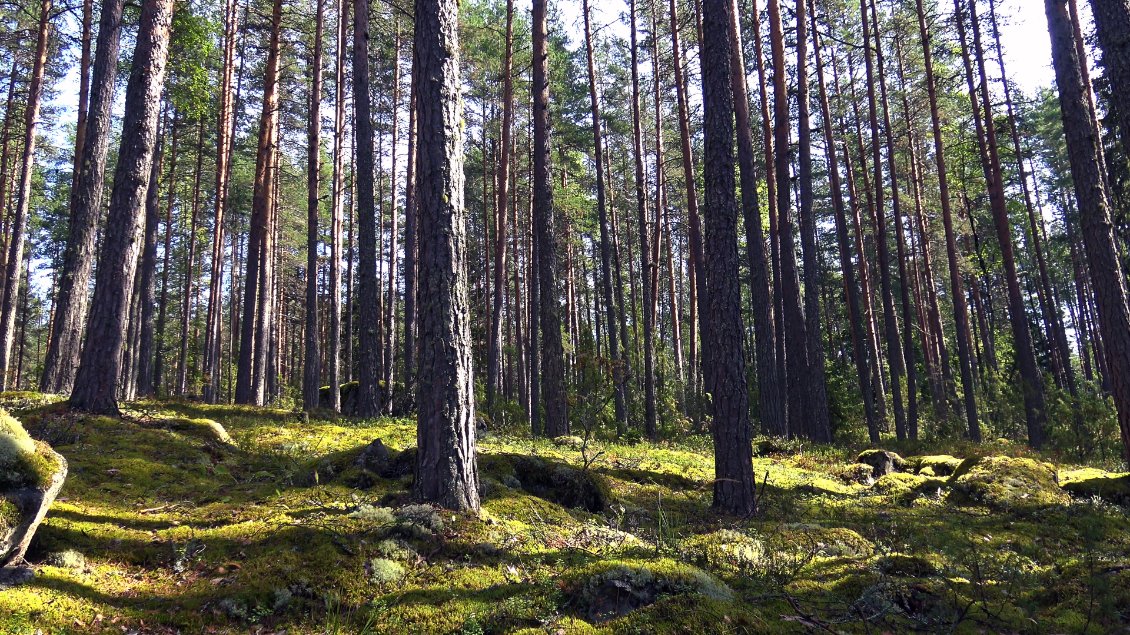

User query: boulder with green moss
[947,456,1069,510]
[1060,468,1130,506]
[1,409,68,580]
[571,559,731,623]
[909,455,963,477]
[512,455,612,513]
[856,449,907,477]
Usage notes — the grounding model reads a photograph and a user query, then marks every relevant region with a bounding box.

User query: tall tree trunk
[1090,0,1130,157]
[767,0,809,439]
[352,0,381,416]
[328,0,348,412]
[137,113,166,398]
[858,0,907,440]
[796,0,832,441]
[304,0,325,411]
[914,0,980,440]
[532,0,569,438]
[959,0,1047,446]
[811,1,879,441]
[176,121,206,395]
[40,0,125,393]
[702,0,756,516]
[729,0,784,437]
[1046,0,1130,463]
[411,0,479,511]
[383,22,401,407]
[486,0,514,415]
[0,0,51,390]
[236,0,283,406]
[670,0,707,424]
[582,0,627,431]
[869,0,918,440]
[629,0,656,440]
[69,0,174,413]
[202,0,241,403]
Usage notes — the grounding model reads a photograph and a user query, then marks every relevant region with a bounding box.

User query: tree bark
[411,0,479,511]
[40,0,125,393]
[352,0,381,416]
[1046,0,1130,463]
[702,0,756,516]
[69,0,174,413]
[304,0,326,411]
[532,0,569,438]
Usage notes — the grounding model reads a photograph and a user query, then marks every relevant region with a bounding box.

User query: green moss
[571,558,732,622]
[947,456,1069,510]
[871,472,926,496]
[874,552,942,577]
[0,497,17,533]
[1061,468,1130,505]
[367,558,406,584]
[910,454,963,477]
[679,529,765,573]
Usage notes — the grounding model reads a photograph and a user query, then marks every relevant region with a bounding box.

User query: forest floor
[0,392,1128,634]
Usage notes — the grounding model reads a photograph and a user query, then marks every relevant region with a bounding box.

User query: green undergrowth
[0,392,1128,633]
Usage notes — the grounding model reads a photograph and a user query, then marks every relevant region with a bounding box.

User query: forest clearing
[2,393,1129,633]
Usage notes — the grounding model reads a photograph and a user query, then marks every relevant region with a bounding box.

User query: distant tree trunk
[858,0,907,440]
[486,0,514,415]
[0,0,51,391]
[1046,0,1130,463]
[702,0,756,516]
[728,0,783,437]
[811,1,878,440]
[796,0,832,441]
[915,0,980,441]
[137,113,166,398]
[236,0,283,406]
[403,54,419,396]
[532,0,569,438]
[328,0,348,412]
[176,121,206,395]
[154,116,181,395]
[202,0,241,403]
[629,0,656,440]
[869,0,918,440]
[383,21,401,409]
[304,0,325,412]
[72,0,92,194]
[958,0,1047,446]
[0,63,17,307]
[766,0,809,438]
[669,0,707,424]
[69,0,174,413]
[581,0,627,431]
[752,0,789,428]
[352,0,381,417]
[40,0,125,393]
[411,0,479,511]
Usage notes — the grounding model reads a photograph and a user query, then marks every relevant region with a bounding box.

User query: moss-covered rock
[552,435,585,448]
[857,449,907,477]
[571,559,731,623]
[909,454,963,477]
[679,529,766,573]
[1060,468,1130,506]
[947,456,1069,510]
[1,410,68,573]
[871,472,926,497]
[875,552,942,577]
[512,455,612,513]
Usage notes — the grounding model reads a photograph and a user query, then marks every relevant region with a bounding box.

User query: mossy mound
[1060,468,1130,505]
[0,409,60,490]
[909,454,963,477]
[856,449,907,477]
[773,523,875,560]
[875,552,943,577]
[570,558,731,623]
[947,456,1069,510]
[871,472,927,497]
[679,529,766,573]
[511,455,612,513]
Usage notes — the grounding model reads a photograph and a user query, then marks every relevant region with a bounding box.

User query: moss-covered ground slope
[1,392,1128,634]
